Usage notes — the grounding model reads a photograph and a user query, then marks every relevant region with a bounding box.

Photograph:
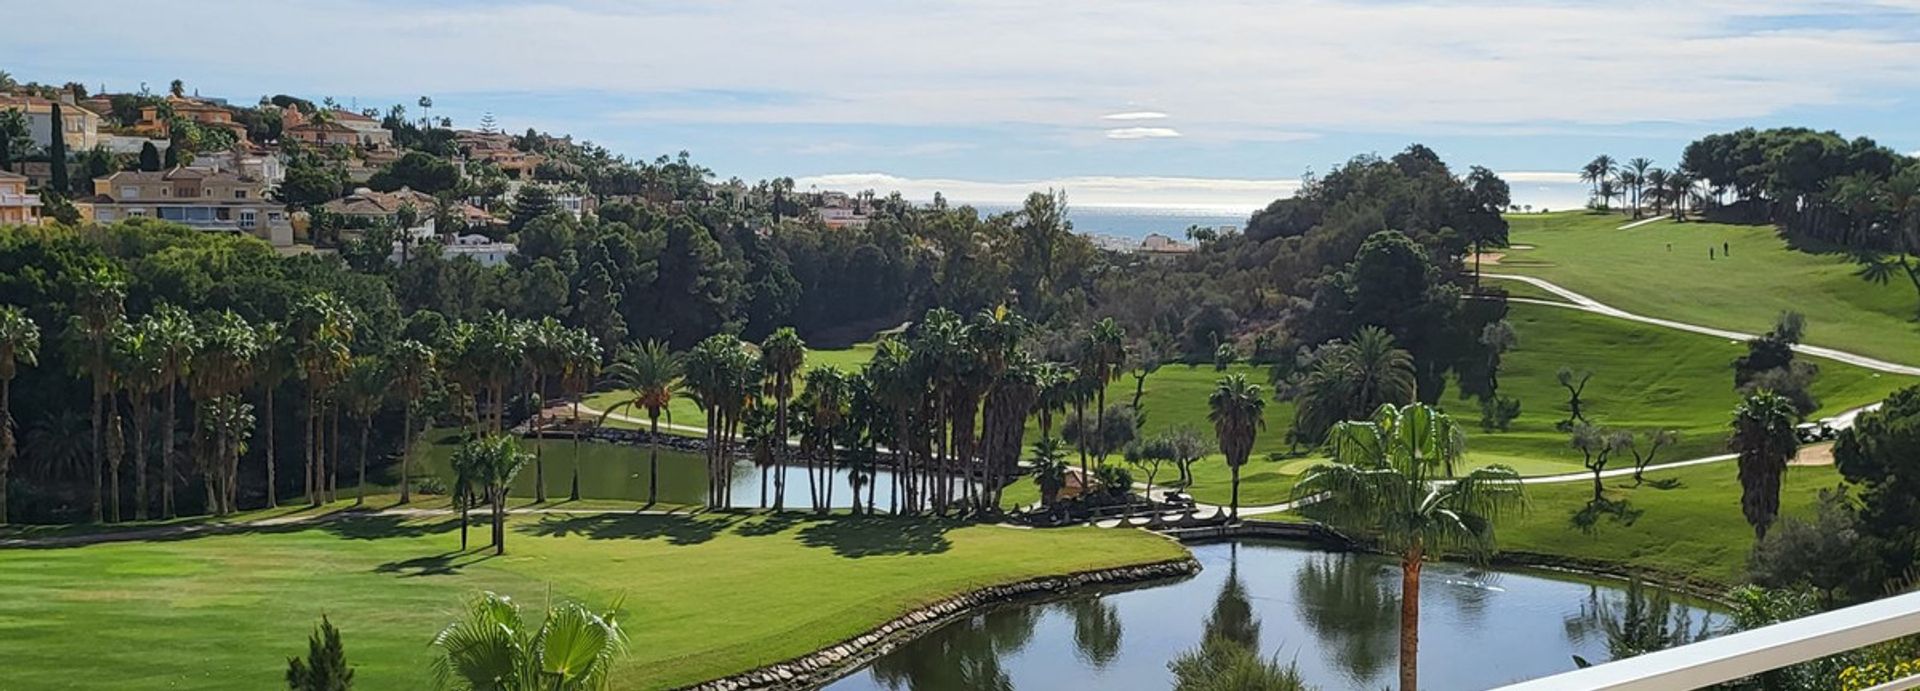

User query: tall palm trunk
[132,393,149,520]
[458,483,470,550]
[162,382,178,518]
[646,413,661,506]
[355,417,370,506]
[0,377,10,524]
[106,397,123,522]
[1399,546,1424,691]
[264,387,277,508]
[398,400,410,505]
[490,487,505,555]
[328,406,340,502]
[533,374,546,503]
[569,400,582,502]
[90,389,103,522]
[774,379,789,511]
[1230,464,1241,519]
[305,391,317,506]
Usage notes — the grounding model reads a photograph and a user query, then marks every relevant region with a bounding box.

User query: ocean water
[968,203,1252,243]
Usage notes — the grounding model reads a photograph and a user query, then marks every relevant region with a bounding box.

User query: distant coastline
[967,202,1250,242]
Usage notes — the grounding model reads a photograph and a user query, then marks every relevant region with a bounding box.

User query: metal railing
[1497,590,1920,690]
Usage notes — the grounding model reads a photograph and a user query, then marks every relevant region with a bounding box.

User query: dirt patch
[1470,252,1505,266]
[1791,442,1834,467]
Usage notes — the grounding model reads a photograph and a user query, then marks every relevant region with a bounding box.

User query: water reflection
[1293,553,1398,683]
[869,604,1037,691]
[1068,598,1124,667]
[825,541,1715,691]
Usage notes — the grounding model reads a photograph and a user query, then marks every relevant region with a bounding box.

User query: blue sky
[8,0,1920,211]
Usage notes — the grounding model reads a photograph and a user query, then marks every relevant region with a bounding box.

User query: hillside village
[0,77,908,263]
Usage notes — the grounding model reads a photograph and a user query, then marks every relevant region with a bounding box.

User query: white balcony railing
[0,192,42,206]
[1497,590,1920,690]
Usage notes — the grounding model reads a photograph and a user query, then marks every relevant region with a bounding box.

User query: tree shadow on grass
[1570,498,1644,535]
[795,516,955,558]
[374,551,497,578]
[733,512,804,537]
[1642,477,1684,491]
[515,513,741,546]
[320,514,462,541]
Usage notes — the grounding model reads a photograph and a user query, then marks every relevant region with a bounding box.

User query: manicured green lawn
[1438,302,1913,466]
[1501,211,1920,365]
[1495,461,1842,587]
[1170,302,1910,508]
[0,512,1185,690]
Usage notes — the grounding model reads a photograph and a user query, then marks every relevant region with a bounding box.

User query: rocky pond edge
[676,557,1203,691]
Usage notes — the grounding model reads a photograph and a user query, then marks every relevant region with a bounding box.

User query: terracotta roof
[288,121,357,134]
[328,109,378,123]
[322,187,495,223]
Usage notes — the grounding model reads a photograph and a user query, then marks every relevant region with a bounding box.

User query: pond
[823,540,1716,691]
[413,436,976,510]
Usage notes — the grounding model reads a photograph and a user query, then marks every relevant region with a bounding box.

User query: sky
[8,0,1920,212]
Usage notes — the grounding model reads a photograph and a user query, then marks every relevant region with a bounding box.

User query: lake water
[417,438,971,510]
[823,541,1714,691]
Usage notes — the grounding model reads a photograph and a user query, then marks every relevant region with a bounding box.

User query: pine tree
[139,142,161,172]
[47,103,68,193]
[285,616,354,691]
[510,184,556,231]
[163,140,179,169]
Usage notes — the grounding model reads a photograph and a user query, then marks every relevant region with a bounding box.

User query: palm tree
[468,313,524,434]
[798,366,851,513]
[0,306,40,525]
[864,338,922,514]
[1625,157,1654,216]
[188,311,259,515]
[1034,362,1075,442]
[71,265,126,522]
[552,328,599,502]
[197,393,255,517]
[1293,327,1417,445]
[681,335,746,509]
[1732,391,1799,540]
[1085,318,1126,470]
[114,319,166,521]
[1029,438,1070,506]
[388,339,435,505]
[340,356,386,506]
[293,294,355,506]
[1207,374,1266,519]
[1294,403,1525,691]
[522,317,568,503]
[429,592,625,691]
[1666,171,1696,221]
[759,328,805,510]
[1643,168,1671,215]
[600,340,678,506]
[1581,155,1617,209]
[253,321,293,509]
[450,434,530,555]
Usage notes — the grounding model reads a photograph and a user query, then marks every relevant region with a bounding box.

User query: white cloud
[15,1,1920,139]
[1105,127,1183,140]
[1102,111,1169,121]
[793,173,1298,210]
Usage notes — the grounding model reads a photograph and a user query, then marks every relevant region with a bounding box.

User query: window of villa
[234,190,248,199]
[239,210,256,229]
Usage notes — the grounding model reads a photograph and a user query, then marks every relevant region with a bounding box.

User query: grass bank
[0,509,1185,690]
[1502,211,1920,365]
